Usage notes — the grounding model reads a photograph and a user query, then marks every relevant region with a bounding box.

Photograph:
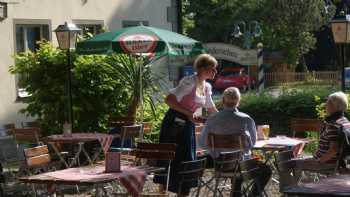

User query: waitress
[154,54,218,195]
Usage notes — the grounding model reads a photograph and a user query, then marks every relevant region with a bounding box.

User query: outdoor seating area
[1,118,348,197]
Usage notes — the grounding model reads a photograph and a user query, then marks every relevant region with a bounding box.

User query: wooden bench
[290,118,322,138]
[12,128,42,145]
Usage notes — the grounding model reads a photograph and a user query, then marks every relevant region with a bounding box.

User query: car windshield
[221,71,241,77]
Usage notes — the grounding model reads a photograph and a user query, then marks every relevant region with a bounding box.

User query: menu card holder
[105,151,121,173]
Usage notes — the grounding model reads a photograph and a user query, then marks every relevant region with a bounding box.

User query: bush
[142,102,168,143]
[235,86,336,136]
[9,41,159,135]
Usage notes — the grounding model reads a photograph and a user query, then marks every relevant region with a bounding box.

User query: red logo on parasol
[119,34,158,54]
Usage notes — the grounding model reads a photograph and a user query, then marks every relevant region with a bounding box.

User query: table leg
[91,146,102,163]
[49,142,69,168]
[68,142,84,167]
[81,144,93,165]
[261,150,280,184]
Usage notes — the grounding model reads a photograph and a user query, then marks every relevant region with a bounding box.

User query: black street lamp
[331,16,350,92]
[231,21,262,49]
[231,21,262,91]
[54,22,81,127]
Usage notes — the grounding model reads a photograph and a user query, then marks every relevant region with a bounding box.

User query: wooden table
[253,137,308,183]
[254,136,308,156]
[19,164,147,197]
[44,133,116,168]
[283,175,350,196]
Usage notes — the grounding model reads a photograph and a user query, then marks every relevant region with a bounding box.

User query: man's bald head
[222,87,241,108]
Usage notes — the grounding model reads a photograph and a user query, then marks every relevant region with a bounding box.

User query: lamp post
[231,21,262,50]
[54,22,81,126]
[331,16,350,92]
[231,21,263,91]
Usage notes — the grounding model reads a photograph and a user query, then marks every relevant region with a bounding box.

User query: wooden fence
[265,71,340,86]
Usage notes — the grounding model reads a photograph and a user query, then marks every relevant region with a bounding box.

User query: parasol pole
[139,57,144,142]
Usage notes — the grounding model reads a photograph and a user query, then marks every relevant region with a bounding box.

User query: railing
[265,71,340,86]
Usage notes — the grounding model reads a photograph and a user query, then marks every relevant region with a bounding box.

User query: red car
[213,67,255,92]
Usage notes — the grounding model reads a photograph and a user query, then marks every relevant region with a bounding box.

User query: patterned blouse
[169,74,215,113]
[314,112,346,163]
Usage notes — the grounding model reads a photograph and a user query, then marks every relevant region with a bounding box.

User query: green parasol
[76,25,205,56]
[76,26,205,141]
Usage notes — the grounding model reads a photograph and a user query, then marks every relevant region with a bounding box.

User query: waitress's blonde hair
[193,54,217,71]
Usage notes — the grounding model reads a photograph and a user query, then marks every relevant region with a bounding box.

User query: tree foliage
[184,0,336,66]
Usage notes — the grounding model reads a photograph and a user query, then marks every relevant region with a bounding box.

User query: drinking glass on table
[262,125,270,140]
[257,125,270,140]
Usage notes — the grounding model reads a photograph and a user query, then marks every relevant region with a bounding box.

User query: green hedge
[226,87,337,136]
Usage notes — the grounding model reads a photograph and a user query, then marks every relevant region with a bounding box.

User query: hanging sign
[204,43,258,65]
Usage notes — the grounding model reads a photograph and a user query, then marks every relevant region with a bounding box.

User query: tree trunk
[127,96,139,118]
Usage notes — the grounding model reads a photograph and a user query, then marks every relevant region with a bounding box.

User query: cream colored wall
[0,0,172,126]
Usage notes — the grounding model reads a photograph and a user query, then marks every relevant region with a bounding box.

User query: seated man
[294,91,349,173]
[198,87,271,197]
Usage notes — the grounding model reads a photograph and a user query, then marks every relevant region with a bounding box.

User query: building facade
[0,0,178,125]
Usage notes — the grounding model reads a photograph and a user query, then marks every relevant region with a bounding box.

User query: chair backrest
[21,121,40,129]
[120,124,142,148]
[215,150,242,173]
[143,122,153,134]
[23,145,51,167]
[12,128,41,144]
[290,118,322,137]
[134,142,176,161]
[109,116,135,127]
[178,158,207,194]
[208,133,246,151]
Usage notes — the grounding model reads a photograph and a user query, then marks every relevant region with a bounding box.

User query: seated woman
[296,91,349,172]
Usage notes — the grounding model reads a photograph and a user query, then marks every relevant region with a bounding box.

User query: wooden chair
[213,151,242,197]
[12,128,42,146]
[108,116,135,128]
[208,133,246,152]
[23,145,58,196]
[300,137,350,183]
[206,133,245,197]
[23,145,54,173]
[108,116,136,151]
[290,118,322,138]
[239,159,267,197]
[120,124,142,149]
[21,121,40,129]
[178,158,207,197]
[133,142,176,194]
